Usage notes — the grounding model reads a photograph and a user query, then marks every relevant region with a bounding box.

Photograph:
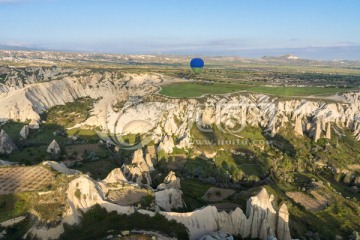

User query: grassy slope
[45,97,95,128]
[179,123,360,238]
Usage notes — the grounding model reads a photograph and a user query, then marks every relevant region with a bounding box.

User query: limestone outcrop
[1,66,360,153]
[155,171,184,211]
[157,135,175,154]
[157,171,181,190]
[28,175,134,240]
[101,91,360,154]
[43,161,80,175]
[46,139,61,154]
[20,125,29,139]
[246,188,277,239]
[122,148,153,185]
[314,119,322,142]
[162,188,291,240]
[277,204,291,240]
[0,67,161,128]
[102,168,127,184]
[27,165,290,240]
[294,116,303,136]
[0,130,18,154]
[155,188,184,211]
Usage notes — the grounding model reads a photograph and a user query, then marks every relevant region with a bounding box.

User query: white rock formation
[155,188,184,211]
[20,125,29,139]
[161,205,220,239]
[162,188,291,240]
[0,216,26,227]
[277,204,291,240]
[122,148,153,185]
[294,116,303,136]
[43,161,80,175]
[101,91,360,153]
[155,171,183,211]
[66,176,134,222]
[1,65,360,154]
[203,151,217,159]
[28,166,290,240]
[144,149,155,171]
[246,188,277,239]
[102,168,127,184]
[0,67,161,129]
[314,120,322,142]
[29,119,39,129]
[157,171,181,190]
[201,107,215,126]
[157,135,175,154]
[1,66,360,151]
[29,175,135,240]
[0,130,18,154]
[46,139,61,154]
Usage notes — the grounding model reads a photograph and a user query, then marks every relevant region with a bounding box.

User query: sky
[0,0,360,60]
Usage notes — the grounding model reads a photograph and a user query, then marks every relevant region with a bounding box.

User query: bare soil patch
[286,191,330,211]
[0,166,54,195]
[65,144,101,155]
[107,187,149,206]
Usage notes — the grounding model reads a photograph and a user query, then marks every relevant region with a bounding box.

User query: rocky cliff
[162,188,291,240]
[122,148,154,185]
[156,171,184,211]
[0,129,18,154]
[27,164,291,240]
[104,91,360,155]
[1,67,360,151]
[0,66,162,125]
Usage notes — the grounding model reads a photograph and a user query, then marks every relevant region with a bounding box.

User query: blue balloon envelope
[190,58,204,74]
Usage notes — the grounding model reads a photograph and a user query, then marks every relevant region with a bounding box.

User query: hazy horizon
[1,0,360,60]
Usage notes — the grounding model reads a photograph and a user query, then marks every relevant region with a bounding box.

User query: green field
[160,82,357,98]
[249,86,355,96]
[159,82,250,98]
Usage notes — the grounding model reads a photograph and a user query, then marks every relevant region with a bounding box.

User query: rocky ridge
[25,163,291,240]
[155,171,184,211]
[0,129,18,154]
[121,148,154,185]
[1,67,360,154]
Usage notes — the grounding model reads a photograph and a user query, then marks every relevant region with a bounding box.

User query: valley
[0,50,359,240]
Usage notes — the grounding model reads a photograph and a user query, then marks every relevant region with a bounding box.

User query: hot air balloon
[190,58,204,74]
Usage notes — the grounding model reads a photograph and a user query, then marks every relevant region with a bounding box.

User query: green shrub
[74,189,81,200]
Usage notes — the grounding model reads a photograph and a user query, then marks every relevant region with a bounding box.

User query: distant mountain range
[0,49,359,68]
[1,43,360,61]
